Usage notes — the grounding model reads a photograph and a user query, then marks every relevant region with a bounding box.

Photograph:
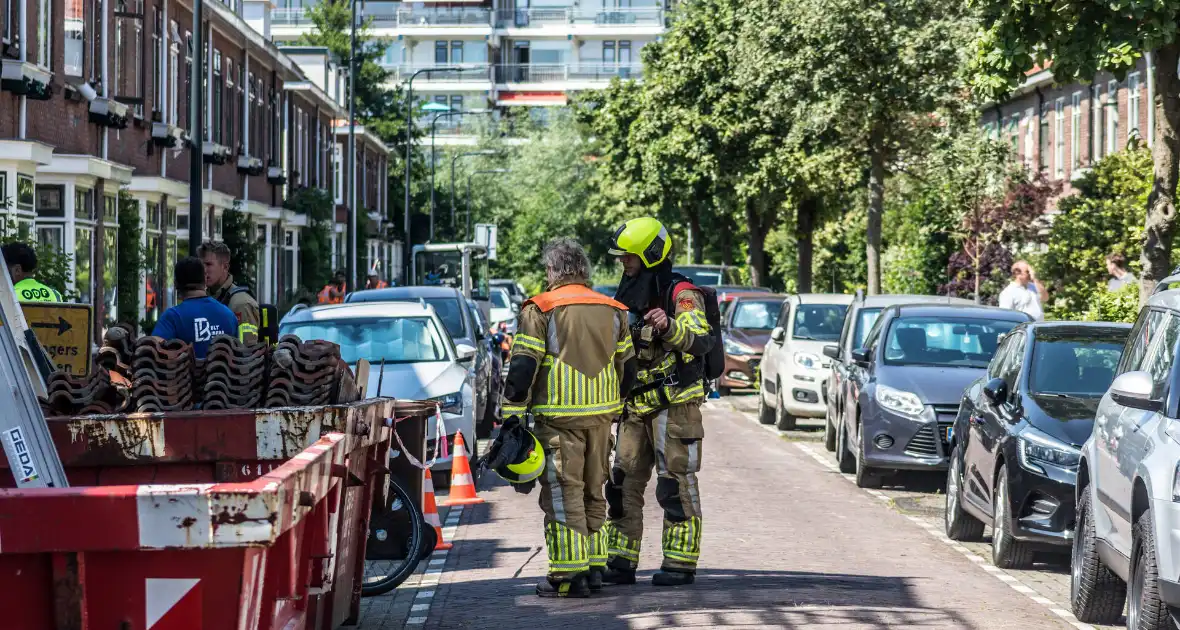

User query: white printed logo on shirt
[194,318,212,342]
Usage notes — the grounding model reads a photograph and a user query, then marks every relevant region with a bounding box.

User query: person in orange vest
[501,237,637,598]
[318,271,347,304]
[365,268,389,290]
[145,274,157,314]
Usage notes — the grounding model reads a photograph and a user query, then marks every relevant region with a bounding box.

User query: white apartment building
[269,0,666,143]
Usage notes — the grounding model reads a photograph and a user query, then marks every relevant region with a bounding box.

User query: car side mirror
[1109,370,1162,412]
[456,343,477,362]
[851,348,870,365]
[983,377,1009,405]
[822,344,840,360]
[771,327,785,343]
[511,302,520,313]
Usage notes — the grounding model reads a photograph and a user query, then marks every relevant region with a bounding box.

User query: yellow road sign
[22,303,93,376]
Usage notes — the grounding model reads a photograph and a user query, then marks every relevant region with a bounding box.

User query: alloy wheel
[946,451,960,531]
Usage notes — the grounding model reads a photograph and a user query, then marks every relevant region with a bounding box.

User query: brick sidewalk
[359,402,1077,629]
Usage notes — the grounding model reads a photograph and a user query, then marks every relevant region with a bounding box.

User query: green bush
[116,192,147,327]
[222,203,260,292]
[1079,282,1140,323]
[285,188,335,295]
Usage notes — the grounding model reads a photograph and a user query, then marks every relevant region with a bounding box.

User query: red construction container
[0,398,413,630]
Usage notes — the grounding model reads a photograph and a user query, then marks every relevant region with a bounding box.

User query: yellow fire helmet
[609,217,672,268]
[488,423,546,484]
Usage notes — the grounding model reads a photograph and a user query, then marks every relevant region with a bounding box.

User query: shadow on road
[429,568,986,629]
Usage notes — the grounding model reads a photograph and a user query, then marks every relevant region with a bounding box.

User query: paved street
[355,395,1121,629]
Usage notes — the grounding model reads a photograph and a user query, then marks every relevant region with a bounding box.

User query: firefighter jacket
[629,286,711,416]
[502,282,636,428]
[210,275,260,343]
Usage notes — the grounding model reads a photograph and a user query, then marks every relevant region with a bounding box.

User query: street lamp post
[429,110,494,240]
[345,0,358,292]
[450,150,497,231]
[466,169,509,241]
[403,67,461,280]
[188,0,205,253]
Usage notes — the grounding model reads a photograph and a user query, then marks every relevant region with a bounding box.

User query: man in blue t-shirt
[152,256,240,359]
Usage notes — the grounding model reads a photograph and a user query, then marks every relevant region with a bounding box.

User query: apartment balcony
[375,6,494,36]
[495,63,643,89]
[496,8,664,35]
[386,64,494,90]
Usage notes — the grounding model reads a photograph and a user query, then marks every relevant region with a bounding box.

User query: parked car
[837,304,1031,488]
[1072,291,1180,626]
[674,265,744,287]
[278,302,476,486]
[944,322,1129,570]
[468,298,504,437]
[592,284,618,296]
[714,294,789,394]
[346,286,497,444]
[822,294,975,452]
[491,279,528,305]
[489,286,518,335]
[759,294,853,429]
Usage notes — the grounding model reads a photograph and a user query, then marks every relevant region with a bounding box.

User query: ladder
[0,249,67,489]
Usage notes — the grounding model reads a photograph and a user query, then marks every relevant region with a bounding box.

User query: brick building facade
[0,0,390,336]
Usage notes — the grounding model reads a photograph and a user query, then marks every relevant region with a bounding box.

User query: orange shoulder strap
[527,284,627,313]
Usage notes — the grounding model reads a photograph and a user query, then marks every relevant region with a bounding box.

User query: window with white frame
[1024,112,1034,167]
[334,144,344,204]
[114,0,146,117]
[1129,72,1141,140]
[1106,79,1118,155]
[169,22,180,124]
[1054,98,1064,178]
[153,9,163,114]
[37,0,51,69]
[1071,92,1081,169]
[1092,84,1103,159]
[64,0,85,78]
[212,50,223,143]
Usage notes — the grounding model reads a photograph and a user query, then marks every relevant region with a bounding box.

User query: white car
[279,302,478,487]
[489,286,518,335]
[758,293,853,430]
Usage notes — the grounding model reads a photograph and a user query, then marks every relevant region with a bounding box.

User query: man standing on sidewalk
[500,238,636,598]
[198,241,260,343]
[998,260,1048,320]
[602,217,713,587]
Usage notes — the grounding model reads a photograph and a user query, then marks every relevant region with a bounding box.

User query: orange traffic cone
[441,431,484,506]
[423,469,453,550]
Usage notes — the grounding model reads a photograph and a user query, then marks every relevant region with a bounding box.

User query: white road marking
[382,506,465,626]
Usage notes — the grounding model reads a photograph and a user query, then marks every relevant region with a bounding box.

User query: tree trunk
[867,129,886,295]
[689,206,703,264]
[718,193,735,267]
[796,195,817,293]
[745,196,766,287]
[1142,41,1180,302]
[973,244,982,305]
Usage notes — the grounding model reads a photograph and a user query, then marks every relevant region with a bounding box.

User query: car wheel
[757,388,776,424]
[719,385,732,397]
[775,387,797,431]
[944,446,984,541]
[823,414,837,452]
[991,466,1034,569]
[854,424,881,489]
[1070,488,1126,624]
[837,419,856,474]
[1129,510,1171,630]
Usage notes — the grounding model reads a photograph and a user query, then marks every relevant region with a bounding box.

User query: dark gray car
[838,304,1031,488]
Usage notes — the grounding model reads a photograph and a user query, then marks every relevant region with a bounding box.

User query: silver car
[279,302,478,487]
[1073,288,1180,628]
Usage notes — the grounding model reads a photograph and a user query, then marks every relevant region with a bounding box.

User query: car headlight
[794,352,821,370]
[431,392,463,414]
[1018,426,1080,474]
[724,337,756,356]
[875,385,925,417]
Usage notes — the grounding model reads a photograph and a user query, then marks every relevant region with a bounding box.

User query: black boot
[588,567,605,591]
[601,558,637,585]
[536,573,591,598]
[652,569,695,586]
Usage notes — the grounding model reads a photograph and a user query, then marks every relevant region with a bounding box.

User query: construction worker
[318,271,347,304]
[365,265,389,290]
[2,242,63,302]
[602,217,713,587]
[152,257,239,360]
[501,237,637,598]
[198,241,260,343]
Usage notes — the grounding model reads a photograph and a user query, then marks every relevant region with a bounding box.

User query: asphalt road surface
[358,394,1119,629]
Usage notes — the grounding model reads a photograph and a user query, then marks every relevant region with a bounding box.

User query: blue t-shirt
[152,296,240,358]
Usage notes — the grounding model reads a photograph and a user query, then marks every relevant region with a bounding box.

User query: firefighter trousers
[603,402,704,572]
[533,418,613,581]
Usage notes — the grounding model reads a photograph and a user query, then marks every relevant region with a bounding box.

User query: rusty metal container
[0,398,433,630]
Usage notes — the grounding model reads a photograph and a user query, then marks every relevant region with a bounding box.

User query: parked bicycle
[362,453,435,596]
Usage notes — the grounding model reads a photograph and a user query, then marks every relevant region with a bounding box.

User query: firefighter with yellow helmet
[500,237,637,597]
[601,217,713,587]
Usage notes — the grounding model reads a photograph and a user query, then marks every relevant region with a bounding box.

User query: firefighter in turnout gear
[501,238,637,598]
[602,217,713,588]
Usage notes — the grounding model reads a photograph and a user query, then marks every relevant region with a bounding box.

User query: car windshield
[793,304,848,341]
[280,317,450,364]
[491,289,510,309]
[1029,334,1128,396]
[853,308,882,349]
[676,268,723,286]
[349,296,465,338]
[883,316,1019,368]
[731,300,783,330]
